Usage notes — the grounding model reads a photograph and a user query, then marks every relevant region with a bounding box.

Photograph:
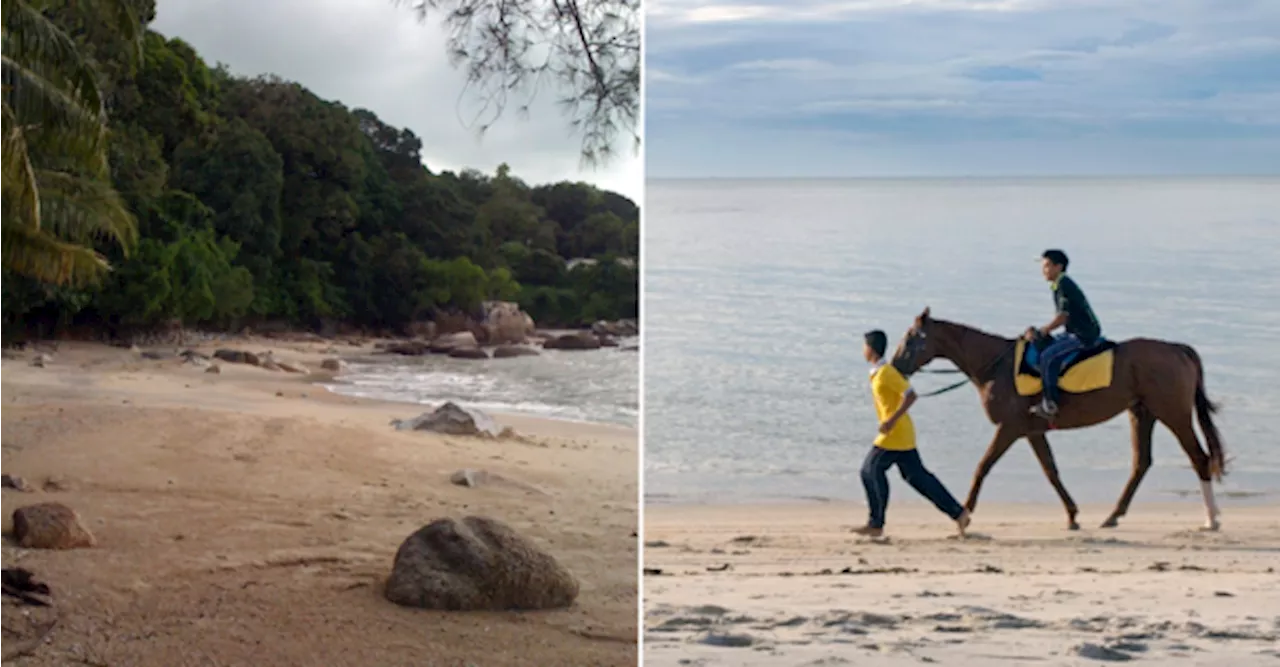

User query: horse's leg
[963,426,1021,514]
[1101,404,1155,529]
[1026,434,1079,530]
[1167,416,1220,531]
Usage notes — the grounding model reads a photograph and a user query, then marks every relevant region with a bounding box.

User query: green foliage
[1,0,140,286]
[3,6,637,339]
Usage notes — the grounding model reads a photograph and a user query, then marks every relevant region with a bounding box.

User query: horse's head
[891,307,940,376]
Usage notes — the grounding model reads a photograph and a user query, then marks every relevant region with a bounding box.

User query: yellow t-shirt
[870,363,916,451]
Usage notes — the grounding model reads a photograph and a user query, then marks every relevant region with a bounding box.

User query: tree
[2,5,639,338]
[1,0,141,286]
[394,0,639,165]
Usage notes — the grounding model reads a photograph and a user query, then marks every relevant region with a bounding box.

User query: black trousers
[861,446,964,529]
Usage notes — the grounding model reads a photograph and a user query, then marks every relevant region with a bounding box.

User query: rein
[911,343,1016,399]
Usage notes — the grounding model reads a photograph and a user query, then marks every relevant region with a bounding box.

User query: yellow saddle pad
[1014,339,1115,397]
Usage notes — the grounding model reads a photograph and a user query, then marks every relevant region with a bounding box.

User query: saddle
[1013,335,1117,397]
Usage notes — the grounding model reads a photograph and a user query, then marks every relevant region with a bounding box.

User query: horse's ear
[921,306,931,321]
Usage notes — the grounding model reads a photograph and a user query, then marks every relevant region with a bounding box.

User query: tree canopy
[2,1,638,340]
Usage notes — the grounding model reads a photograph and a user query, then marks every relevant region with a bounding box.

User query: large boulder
[448,347,490,360]
[542,331,602,351]
[481,301,536,345]
[12,502,96,550]
[383,515,579,611]
[392,402,505,438]
[429,331,478,354]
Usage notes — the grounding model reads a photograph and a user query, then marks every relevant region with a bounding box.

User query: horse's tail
[1180,344,1225,480]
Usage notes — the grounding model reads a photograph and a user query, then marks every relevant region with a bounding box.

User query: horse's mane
[930,318,1014,345]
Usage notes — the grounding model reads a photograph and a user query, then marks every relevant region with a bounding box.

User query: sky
[646,0,1280,178]
[152,1,641,200]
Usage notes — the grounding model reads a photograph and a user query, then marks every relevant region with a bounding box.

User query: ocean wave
[321,351,637,427]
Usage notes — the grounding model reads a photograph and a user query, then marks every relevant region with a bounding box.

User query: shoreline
[2,340,638,665]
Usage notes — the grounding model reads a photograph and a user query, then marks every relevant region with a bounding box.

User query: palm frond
[2,55,109,170]
[1,101,40,227]
[35,168,137,251]
[1,216,111,286]
[1,0,105,117]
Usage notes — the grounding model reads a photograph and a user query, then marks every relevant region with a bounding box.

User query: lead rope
[912,344,1016,399]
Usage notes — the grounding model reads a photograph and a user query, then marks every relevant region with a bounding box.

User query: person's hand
[879,420,895,435]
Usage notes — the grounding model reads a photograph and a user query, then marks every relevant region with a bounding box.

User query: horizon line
[647,173,1280,182]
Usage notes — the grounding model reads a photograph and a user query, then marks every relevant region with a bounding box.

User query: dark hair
[1042,249,1069,270]
[864,330,887,358]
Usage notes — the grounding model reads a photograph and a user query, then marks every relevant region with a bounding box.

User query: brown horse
[890,307,1226,531]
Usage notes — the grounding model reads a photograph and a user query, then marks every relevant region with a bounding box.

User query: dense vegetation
[2,1,638,341]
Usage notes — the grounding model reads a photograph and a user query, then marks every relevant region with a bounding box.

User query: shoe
[851,525,884,537]
[1029,400,1059,420]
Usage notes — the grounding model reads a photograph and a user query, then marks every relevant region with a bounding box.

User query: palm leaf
[1,101,40,227]
[1,0,105,118]
[1,216,110,286]
[3,55,109,170]
[35,168,137,250]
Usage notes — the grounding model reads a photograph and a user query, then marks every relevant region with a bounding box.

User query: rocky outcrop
[448,347,489,360]
[481,301,536,345]
[320,358,347,372]
[12,503,96,550]
[391,402,506,438]
[591,319,638,338]
[383,516,579,611]
[429,331,478,354]
[542,332,602,351]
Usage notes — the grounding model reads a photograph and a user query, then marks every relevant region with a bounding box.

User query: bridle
[896,324,1015,398]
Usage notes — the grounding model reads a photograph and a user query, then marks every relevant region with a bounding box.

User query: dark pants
[861,447,964,529]
[1039,333,1087,405]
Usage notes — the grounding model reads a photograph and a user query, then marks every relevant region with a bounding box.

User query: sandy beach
[644,501,1280,666]
[1,339,637,666]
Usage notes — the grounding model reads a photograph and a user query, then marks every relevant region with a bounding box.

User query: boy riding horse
[1026,249,1102,420]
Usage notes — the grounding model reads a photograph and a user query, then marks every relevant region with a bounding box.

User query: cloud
[151,0,640,198]
[646,0,1280,176]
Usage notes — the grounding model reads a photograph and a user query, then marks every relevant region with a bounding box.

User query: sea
[644,177,1280,507]
[326,347,638,428]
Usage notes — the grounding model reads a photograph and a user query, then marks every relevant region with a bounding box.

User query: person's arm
[1040,312,1068,335]
[879,387,917,434]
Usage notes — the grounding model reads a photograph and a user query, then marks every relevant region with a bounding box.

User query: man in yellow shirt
[853,330,971,537]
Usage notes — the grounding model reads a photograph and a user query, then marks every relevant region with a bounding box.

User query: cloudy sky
[647,0,1280,178]
[152,1,641,199]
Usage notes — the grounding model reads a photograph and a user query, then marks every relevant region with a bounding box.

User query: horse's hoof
[1100,518,1118,529]
[1068,522,1080,531]
[1200,520,1221,532]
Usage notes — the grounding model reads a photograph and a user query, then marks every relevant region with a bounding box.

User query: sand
[644,501,1280,666]
[1,340,637,666]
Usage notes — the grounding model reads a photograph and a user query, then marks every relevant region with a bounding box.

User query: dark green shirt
[1053,274,1101,343]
